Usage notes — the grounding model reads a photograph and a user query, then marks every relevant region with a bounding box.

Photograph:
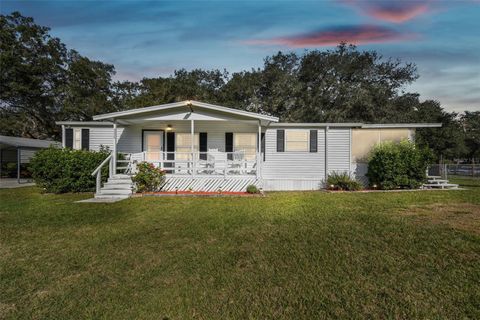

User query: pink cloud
[340,0,432,23]
[244,25,416,48]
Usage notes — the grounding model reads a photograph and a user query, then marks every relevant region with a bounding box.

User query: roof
[0,135,61,149]
[56,121,113,126]
[92,100,279,122]
[272,123,442,128]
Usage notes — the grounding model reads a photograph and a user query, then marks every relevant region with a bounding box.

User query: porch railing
[129,151,261,177]
[91,153,113,194]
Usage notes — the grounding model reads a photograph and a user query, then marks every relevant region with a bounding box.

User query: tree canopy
[1,12,478,161]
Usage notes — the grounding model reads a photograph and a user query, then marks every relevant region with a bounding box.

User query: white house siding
[327,128,351,174]
[261,128,327,191]
[86,121,259,153]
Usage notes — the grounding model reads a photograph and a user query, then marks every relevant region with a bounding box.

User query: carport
[0,135,60,183]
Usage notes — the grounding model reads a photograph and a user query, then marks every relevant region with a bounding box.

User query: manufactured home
[56,100,440,198]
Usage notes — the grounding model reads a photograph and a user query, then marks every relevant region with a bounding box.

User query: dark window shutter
[166,132,175,158]
[261,132,265,161]
[309,130,317,152]
[276,130,284,152]
[81,129,90,150]
[65,128,73,148]
[225,132,233,160]
[165,132,175,171]
[199,132,207,160]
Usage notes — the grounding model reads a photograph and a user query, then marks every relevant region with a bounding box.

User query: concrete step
[107,179,132,184]
[113,174,132,179]
[427,179,449,183]
[99,189,133,196]
[104,180,133,187]
[94,194,130,200]
[423,183,459,189]
[101,185,133,191]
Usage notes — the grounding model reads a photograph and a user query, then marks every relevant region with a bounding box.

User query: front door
[143,131,163,162]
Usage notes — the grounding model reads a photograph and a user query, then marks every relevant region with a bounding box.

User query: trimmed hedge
[366,140,433,190]
[30,147,109,193]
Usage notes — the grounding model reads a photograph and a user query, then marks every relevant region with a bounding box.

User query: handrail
[91,153,113,176]
[92,153,113,195]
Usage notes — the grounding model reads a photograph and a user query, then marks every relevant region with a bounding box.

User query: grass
[1,181,480,319]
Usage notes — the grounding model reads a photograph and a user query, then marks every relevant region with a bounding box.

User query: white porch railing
[129,151,261,177]
[91,153,113,194]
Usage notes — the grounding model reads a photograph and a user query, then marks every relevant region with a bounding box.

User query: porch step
[98,189,133,195]
[161,177,261,192]
[423,183,459,189]
[112,174,131,179]
[427,179,448,184]
[95,174,133,199]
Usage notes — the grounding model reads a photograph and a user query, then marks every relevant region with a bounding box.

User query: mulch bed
[132,191,264,197]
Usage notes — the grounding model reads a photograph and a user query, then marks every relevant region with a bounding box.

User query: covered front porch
[88,101,278,194]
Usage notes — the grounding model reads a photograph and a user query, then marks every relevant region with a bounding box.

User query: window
[73,128,82,150]
[144,131,163,161]
[285,130,309,152]
[234,133,256,160]
[176,133,199,160]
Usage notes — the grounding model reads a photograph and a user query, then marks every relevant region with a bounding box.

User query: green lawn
[1,182,480,319]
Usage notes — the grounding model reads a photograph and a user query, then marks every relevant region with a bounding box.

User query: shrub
[246,184,259,194]
[132,162,166,193]
[30,147,109,193]
[367,140,434,190]
[326,171,362,191]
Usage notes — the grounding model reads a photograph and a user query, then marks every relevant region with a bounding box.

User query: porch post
[257,120,261,179]
[61,125,66,148]
[17,147,21,184]
[112,119,117,175]
[191,119,195,177]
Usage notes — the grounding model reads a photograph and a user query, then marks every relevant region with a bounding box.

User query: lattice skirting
[161,177,261,192]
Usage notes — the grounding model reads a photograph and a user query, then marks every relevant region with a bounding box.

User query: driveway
[0,178,35,188]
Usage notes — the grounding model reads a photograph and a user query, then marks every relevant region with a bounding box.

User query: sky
[2,0,480,113]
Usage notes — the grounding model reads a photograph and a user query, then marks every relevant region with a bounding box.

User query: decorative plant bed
[132,191,265,197]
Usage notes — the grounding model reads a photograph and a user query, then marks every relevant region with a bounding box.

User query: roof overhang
[360,123,442,128]
[0,135,60,149]
[271,123,363,128]
[271,123,442,128]
[92,100,279,123]
[56,121,113,126]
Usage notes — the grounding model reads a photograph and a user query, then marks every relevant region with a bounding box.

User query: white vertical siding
[261,128,326,190]
[79,121,258,153]
[327,128,351,174]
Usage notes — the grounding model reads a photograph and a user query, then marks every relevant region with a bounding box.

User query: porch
[126,150,261,177]
[87,101,277,197]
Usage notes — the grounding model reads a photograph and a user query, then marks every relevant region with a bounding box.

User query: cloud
[244,25,416,48]
[340,0,432,23]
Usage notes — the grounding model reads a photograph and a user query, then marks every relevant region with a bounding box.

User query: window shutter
[65,128,73,148]
[165,132,175,172]
[276,129,285,152]
[309,129,318,152]
[225,132,233,160]
[199,132,207,160]
[81,129,90,150]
